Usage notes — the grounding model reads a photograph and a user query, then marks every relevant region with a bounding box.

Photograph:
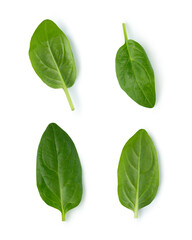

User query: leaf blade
[115,24,156,108]
[117,129,159,218]
[29,19,76,110]
[37,123,83,220]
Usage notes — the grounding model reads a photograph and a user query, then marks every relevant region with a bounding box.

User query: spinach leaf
[117,129,159,218]
[37,123,82,221]
[29,19,76,110]
[115,24,156,108]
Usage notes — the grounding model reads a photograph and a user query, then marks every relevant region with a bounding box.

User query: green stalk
[61,210,65,221]
[134,206,138,218]
[63,85,74,111]
[122,23,128,41]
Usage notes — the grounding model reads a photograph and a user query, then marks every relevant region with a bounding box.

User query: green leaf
[29,19,77,110]
[115,23,156,108]
[36,123,82,221]
[117,129,159,218]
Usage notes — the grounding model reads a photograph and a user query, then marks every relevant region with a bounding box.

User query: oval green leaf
[37,123,83,221]
[29,19,76,110]
[115,24,156,108]
[117,129,159,218]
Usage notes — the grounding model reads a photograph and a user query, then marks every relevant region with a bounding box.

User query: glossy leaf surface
[116,24,156,108]
[29,19,76,110]
[37,123,82,221]
[118,129,159,217]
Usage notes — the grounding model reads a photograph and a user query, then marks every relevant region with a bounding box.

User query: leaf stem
[62,210,65,221]
[62,84,75,111]
[134,207,138,218]
[122,23,128,41]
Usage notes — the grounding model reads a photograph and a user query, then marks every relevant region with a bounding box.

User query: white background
[0,0,192,239]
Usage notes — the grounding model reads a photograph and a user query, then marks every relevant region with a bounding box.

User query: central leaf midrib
[44,22,66,89]
[125,41,152,107]
[52,126,65,217]
[134,134,141,216]
[47,42,66,89]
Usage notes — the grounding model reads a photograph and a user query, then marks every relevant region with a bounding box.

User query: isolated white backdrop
[0,0,192,239]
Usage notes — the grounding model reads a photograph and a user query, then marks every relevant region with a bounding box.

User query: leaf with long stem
[29,19,77,110]
[116,23,156,108]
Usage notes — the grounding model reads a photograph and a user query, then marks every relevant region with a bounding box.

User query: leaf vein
[39,172,60,202]
[139,168,157,198]
[33,51,58,72]
[122,161,136,189]
[132,59,152,84]
[122,187,134,207]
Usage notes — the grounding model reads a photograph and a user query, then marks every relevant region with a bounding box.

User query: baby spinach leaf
[36,123,82,221]
[115,23,156,108]
[117,129,159,218]
[29,19,76,110]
